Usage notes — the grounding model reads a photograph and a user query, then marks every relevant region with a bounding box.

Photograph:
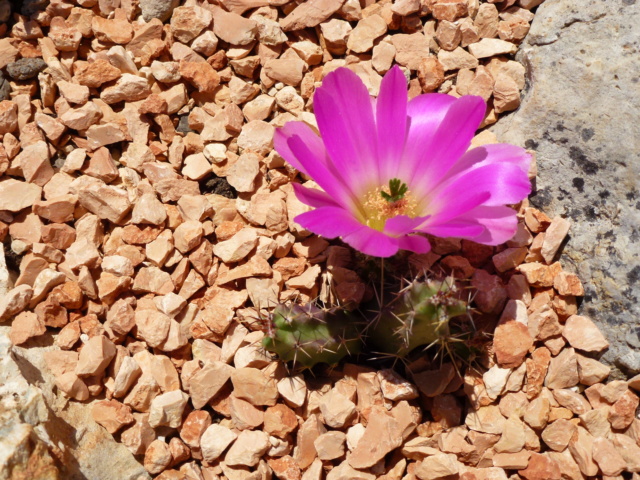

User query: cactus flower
[274,66,531,257]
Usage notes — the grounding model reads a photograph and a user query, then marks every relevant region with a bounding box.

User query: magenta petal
[376,66,408,180]
[275,122,356,207]
[342,226,400,257]
[293,207,364,239]
[425,163,530,229]
[446,144,532,179]
[455,205,519,245]
[399,93,458,180]
[421,222,485,239]
[383,214,431,236]
[396,235,432,254]
[292,183,340,209]
[314,68,380,190]
[274,121,325,178]
[410,96,487,191]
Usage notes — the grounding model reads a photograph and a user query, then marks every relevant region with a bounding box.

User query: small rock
[541,418,577,452]
[414,453,460,480]
[92,399,134,434]
[140,0,179,22]
[562,315,609,353]
[76,335,116,377]
[231,367,278,406]
[148,390,189,429]
[608,389,639,429]
[280,0,346,31]
[518,452,561,480]
[224,429,270,467]
[347,15,387,53]
[348,407,403,469]
[9,311,45,345]
[144,439,172,475]
[189,361,234,409]
[318,389,356,429]
[6,58,47,80]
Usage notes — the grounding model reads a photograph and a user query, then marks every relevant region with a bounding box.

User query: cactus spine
[364,277,469,357]
[262,303,362,369]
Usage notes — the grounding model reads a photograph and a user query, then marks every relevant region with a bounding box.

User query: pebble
[6,58,47,80]
[200,423,237,462]
[224,429,270,467]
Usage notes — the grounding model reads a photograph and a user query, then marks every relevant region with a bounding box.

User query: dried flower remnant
[274,66,532,257]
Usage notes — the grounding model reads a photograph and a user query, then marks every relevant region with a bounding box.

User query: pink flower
[274,66,531,258]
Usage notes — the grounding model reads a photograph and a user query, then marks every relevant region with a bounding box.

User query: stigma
[361,181,419,231]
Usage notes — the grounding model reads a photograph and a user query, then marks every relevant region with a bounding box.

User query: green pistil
[380,178,408,203]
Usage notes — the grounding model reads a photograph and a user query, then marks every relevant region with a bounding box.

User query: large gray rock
[492,0,640,376]
[0,250,148,480]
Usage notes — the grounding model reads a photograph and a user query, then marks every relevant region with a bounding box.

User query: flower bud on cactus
[365,277,469,358]
[262,304,362,369]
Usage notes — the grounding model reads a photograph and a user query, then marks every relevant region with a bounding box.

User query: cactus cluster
[261,276,471,370]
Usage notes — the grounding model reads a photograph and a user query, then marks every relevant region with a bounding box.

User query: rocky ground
[0,0,639,479]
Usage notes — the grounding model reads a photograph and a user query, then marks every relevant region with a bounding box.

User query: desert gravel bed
[1,0,639,479]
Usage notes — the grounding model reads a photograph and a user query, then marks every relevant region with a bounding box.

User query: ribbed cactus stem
[262,303,362,369]
[366,277,468,357]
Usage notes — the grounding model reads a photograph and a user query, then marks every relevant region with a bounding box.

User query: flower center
[361,179,419,231]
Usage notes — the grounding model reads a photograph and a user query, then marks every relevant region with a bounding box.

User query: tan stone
[280,0,346,31]
[568,426,598,477]
[121,414,156,456]
[519,452,561,480]
[576,354,610,386]
[318,388,357,429]
[9,311,46,345]
[546,348,580,390]
[189,361,234,409]
[92,399,134,434]
[524,396,550,430]
[494,320,533,368]
[611,433,640,473]
[0,179,42,212]
[231,367,278,407]
[148,390,189,428]
[0,285,34,322]
[76,335,116,377]
[554,272,585,296]
[592,437,626,476]
[74,59,121,87]
[294,414,325,469]
[415,453,460,480]
[541,418,577,452]
[491,451,532,472]
[213,228,258,263]
[349,406,402,469]
[101,74,151,104]
[200,423,237,462]
[392,33,431,70]
[144,439,172,475]
[179,60,220,93]
[552,389,591,415]
[278,375,307,408]
[225,429,270,467]
[438,47,479,71]
[609,390,639,429]
[179,410,211,450]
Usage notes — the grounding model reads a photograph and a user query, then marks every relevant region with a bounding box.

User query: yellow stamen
[361,184,419,231]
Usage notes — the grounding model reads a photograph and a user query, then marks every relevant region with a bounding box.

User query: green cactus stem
[262,303,362,369]
[365,277,469,358]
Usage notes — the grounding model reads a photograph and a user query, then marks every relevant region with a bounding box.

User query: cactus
[262,303,362,369]
[262,277,471,369]
[364,277,470,358]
